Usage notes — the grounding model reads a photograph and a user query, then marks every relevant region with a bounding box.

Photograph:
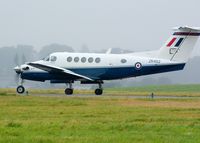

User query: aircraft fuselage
[21,53,185,82]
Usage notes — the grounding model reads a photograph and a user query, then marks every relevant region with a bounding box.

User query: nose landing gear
[16,79,25,94]
[16,85,25,94]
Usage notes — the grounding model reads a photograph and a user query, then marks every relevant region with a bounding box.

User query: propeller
[13,54,29,85]
[13,54,21,84]
[14,66,22,84]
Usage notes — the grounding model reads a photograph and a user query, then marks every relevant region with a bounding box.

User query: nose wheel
[16,78,26,94]
[16,85,25,94]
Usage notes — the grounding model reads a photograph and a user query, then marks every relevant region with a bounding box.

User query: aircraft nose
[14,64,30,74]
[14,66,22,74]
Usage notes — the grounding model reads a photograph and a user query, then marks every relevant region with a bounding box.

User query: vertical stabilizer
[158,26,200,62]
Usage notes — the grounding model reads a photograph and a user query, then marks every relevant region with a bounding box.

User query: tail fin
[158,26,200,62]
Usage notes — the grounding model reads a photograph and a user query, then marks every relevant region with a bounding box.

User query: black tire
[95,88,103,95]
[16,86,25,94]
[65,88,73,95]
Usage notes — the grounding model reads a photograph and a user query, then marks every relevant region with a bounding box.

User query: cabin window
[88,57,93,63]
[81,57,86,63]
[95,57,101,63]
[67,57,72,62]
[74,57,79,62]
[121,59,127,63]
[50,56,57,62]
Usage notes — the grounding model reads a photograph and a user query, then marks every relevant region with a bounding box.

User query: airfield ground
[0,84,200,143]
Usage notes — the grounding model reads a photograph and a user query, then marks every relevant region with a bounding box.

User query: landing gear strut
[95,83,103,95]
[65,82,73,95]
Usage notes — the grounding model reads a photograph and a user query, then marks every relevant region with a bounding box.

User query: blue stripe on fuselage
[21,63,185,81]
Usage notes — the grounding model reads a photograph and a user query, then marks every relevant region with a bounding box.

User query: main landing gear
[95,83,103,95]
[65,82,73,95]
[64,81,103,95]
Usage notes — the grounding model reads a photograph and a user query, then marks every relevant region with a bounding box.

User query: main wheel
[16,86,25,94]
[65,88,73,95]
[95,88,103,95]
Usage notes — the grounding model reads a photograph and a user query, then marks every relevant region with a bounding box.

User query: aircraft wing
[28,62,94,81]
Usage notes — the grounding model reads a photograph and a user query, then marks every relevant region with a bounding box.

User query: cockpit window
[44,56,50,61]
[50,56,57,62]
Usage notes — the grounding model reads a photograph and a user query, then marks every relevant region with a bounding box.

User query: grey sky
[0,0,199,55]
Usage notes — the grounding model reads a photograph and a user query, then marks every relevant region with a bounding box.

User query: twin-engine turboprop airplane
[14,26,200,95]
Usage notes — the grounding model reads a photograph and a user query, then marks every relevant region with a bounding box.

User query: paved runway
[31,94,200,99]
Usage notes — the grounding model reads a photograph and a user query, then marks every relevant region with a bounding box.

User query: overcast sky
[0,0,199,55]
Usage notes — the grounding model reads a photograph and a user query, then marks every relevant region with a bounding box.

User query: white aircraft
[14,26,200,95]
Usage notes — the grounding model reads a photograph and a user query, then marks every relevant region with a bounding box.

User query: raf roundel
[135,62,142,70]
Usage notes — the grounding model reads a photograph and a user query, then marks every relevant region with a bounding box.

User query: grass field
[0,84,200,142]
[0,95,200,143]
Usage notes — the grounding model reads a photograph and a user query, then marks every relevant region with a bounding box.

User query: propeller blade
[13,66,22,84]
[14,73,20,84]
[14,54,19,66]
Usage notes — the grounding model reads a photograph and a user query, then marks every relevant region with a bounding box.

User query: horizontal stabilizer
[173,26,200,31]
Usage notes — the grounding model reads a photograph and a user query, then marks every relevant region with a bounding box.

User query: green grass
[0,95,200,143]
